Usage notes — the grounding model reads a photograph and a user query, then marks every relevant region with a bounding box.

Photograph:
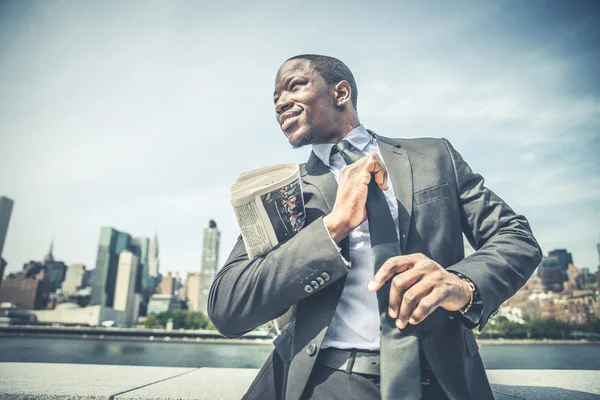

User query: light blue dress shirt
[312,125,399,351]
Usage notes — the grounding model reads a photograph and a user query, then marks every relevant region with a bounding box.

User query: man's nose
[275,95,293,115]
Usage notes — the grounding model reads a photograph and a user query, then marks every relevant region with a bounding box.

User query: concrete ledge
[1,363,599,399]
[488,370,600,400]
[0,363,194,400]
[115,368,259,400]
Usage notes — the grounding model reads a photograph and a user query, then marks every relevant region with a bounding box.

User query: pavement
[1,363,599,399]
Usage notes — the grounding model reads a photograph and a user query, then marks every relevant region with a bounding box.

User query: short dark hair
[287,54,358,111]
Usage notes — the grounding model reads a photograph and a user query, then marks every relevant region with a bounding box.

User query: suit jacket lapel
[302,151,337,213]
[302,151,350,259]
[374,133,413,253]
[284,151,349,400]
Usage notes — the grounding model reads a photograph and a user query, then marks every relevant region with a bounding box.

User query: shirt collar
[312,125,372,167]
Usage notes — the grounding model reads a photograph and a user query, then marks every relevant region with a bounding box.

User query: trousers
[300,348,450,400]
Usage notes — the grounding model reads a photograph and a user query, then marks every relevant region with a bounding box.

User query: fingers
[387,268,424,319]
[368,253,427,292]
[396,280,435,329]
[340,153,388,191]
[339,163,373,188]
[367,253,444,329]
[364,153,388,191]
[404,289,444,327]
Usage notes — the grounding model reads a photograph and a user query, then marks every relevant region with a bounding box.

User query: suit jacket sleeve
[208,216,351,337]
[443,139,542,330]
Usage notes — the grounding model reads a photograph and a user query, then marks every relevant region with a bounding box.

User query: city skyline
[2,219,598,276]
[198,220,220,315]
[1,1,599,276]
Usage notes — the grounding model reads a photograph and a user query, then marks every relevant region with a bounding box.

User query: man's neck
[315,119,361,145]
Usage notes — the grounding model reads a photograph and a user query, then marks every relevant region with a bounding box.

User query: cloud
[356,41,599,268]
[156,186,231,218]
[1,0,599,275]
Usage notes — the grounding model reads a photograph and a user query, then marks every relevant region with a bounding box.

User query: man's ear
[334,80,351,107]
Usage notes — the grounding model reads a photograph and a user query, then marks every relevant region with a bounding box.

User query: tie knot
[331,140,362,165]
[336,139,352,153]
[330,140,348,157]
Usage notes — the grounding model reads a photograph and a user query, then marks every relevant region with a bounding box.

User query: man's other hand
[323,153,388,243]
[367,253,471,329]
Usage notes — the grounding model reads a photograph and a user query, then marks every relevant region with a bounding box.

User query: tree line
[143,310,216,330]
[478,316,600,340]
[143,311,600,340]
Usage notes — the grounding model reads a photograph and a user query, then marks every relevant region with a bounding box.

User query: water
[479,344,600,370]
[0,337,273,368]
[0,337,599,370]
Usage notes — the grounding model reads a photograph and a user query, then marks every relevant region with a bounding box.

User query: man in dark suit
[208,55,542,400]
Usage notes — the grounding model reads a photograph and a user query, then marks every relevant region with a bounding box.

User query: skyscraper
[174,271,184,300]
[61,264,88,295]
[0,258,6,290]
[114,250,141,327]
[198,220,220,315]
[90,227,132,307]
[159,272,175,296]
[185,272,201,311]
[0,261,49,309]
[0,196,14,261]
[131,236,150,293]
[548,249,573,282]
[537,256,564,292]
[148,234,160,289]
[43,241,67,293]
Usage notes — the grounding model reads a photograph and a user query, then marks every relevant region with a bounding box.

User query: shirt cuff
[322,219,351,267]
[323,219,342,252]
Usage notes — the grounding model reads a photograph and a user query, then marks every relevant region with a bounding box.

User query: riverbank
[5,332,599,346]
[3,332,597,346]
[0,331,275,344]
[3,324,600,345]
[0,324,274,344]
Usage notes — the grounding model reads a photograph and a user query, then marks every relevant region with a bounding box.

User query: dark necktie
[332,140,421,400]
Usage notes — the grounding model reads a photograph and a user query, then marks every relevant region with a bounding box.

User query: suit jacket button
[304,285,314,294]
[316,277,325,285]
[306,342,317,356]
[321,272,331,282]
[310,280,319,289]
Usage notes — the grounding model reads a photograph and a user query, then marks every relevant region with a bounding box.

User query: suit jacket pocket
[414,183,449,205]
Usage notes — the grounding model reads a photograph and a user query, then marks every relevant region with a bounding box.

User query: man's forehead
[275,59,313,83]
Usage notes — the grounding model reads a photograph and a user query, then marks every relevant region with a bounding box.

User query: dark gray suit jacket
[208,135,542,400]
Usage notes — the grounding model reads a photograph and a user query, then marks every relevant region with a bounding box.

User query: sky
[0,0,599,279]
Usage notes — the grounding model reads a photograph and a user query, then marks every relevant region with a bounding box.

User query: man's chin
[287,130,313,149]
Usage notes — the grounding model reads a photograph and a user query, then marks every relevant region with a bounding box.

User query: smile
[280,111,302,131]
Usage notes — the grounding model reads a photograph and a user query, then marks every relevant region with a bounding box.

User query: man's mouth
[280,111,302,131]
